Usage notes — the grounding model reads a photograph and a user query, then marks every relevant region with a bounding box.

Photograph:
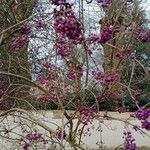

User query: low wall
[0,111,150,149]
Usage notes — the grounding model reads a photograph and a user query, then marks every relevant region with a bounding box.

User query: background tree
[99,0,147,108]
[0,0,37,107]
[123,19,150,110]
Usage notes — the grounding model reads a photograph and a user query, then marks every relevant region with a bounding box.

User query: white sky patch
[142,0,150,10]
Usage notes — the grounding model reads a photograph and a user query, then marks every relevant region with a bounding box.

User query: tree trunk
[100,1,127,106]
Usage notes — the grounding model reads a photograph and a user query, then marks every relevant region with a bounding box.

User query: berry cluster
[38,62,57,83]
[66,69,76,80]
[66,67,83,80]
[116,51,125,60]
[99,27,120,44]
[87,34,99,44]
[92,71,118,86]
[80,106,98,125]
[141,120,150,131]
[19,25,31,35]
[134,108,150,120]
[135,28,150,43]
[25,132,43,142]
[11,24,31,50]
[23,132,47,150]
[39,94,68,104]
[133,108,150,130]
[11,35,28,50]
[115,48,132,60]
[38,62,70,105]
[34,20,45,29]
[50,0,66,6]
[54,7,83,44]
[88,26,120,45]
[123,131,136,150]
[54,38,73,58]
[55,128,67,140]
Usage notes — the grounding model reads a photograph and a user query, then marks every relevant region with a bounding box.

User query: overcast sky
[142,0,150,11]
